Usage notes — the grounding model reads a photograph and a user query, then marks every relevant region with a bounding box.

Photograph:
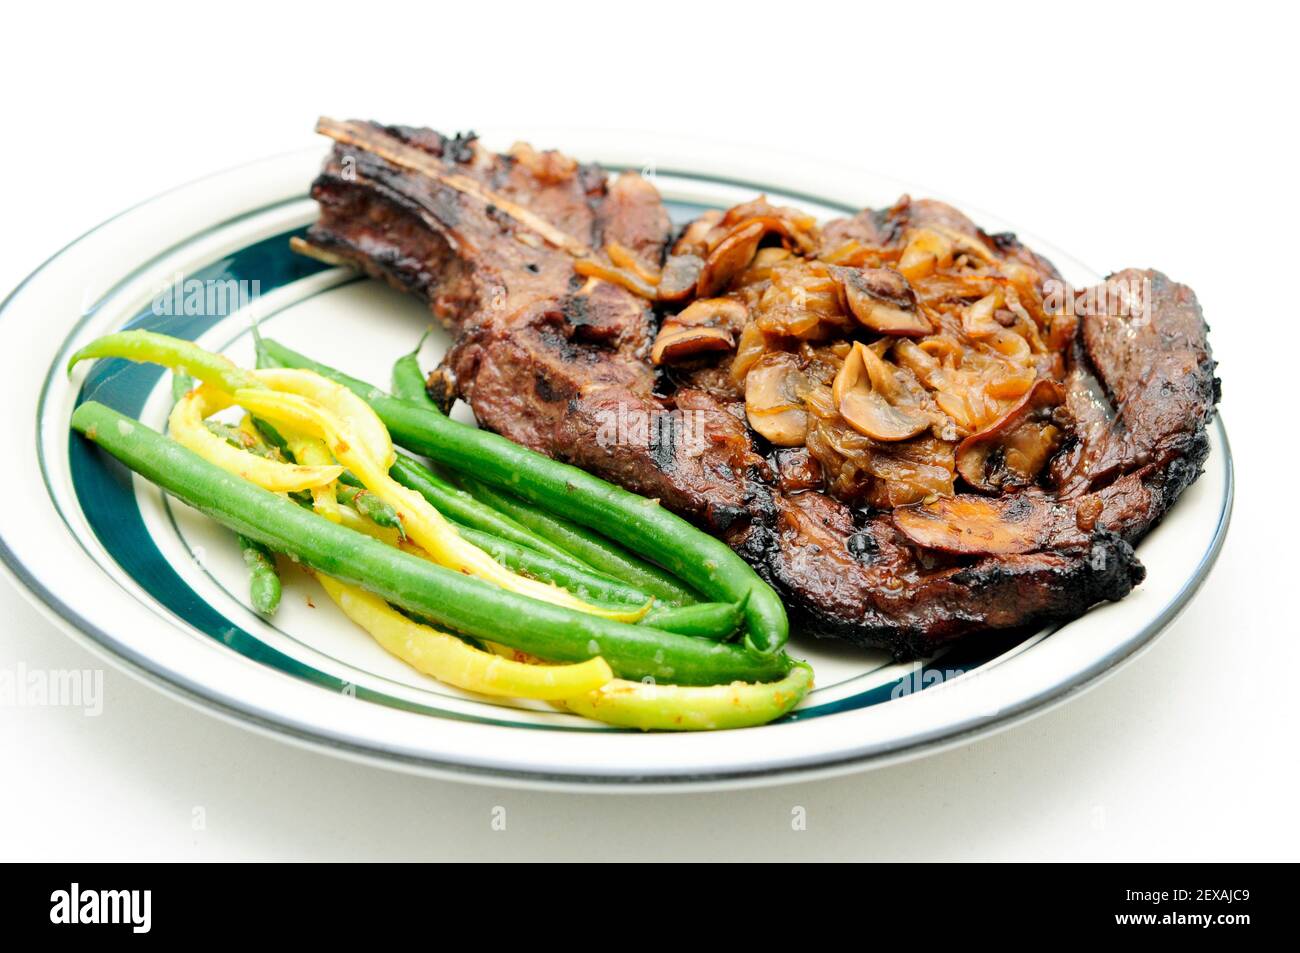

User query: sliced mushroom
[857,340,902,399]
[651,297,748,365]
[833,341,930,442]
[955,379,1066,491]
[726,214,816,254]
[744,352,809,446]
[841,390,931,444]
[697,221,765,297]
[831,266,933,337]
[651,325,735,364]
[676,297,749,332]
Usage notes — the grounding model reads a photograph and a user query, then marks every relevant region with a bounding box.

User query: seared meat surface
[300,118,1219,659]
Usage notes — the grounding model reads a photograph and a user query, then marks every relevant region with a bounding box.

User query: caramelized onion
[929,224,997,264]
[897,228,955,282]
[573,257,658,299]
[962,291,1004,339]
[606,241,661,285]
[731,321,767,385]
[647,192,1075,512]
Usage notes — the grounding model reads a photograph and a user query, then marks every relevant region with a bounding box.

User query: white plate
[0,137,1232,790]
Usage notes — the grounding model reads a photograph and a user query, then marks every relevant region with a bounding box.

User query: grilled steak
[299,118,1219,659]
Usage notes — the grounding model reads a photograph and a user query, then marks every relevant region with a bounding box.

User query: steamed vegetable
[256,338,789,654]
[71,401,792,686]
[68,330,813,728]
[335,482,403,532]
[171,374,283,618]
[170,384,342,492]
[238,535,282,615]
[70,332,642,624]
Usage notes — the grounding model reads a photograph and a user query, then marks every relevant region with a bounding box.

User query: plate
[0,136,1232,789]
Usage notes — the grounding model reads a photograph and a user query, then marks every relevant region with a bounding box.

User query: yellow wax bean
[315,574,614,700]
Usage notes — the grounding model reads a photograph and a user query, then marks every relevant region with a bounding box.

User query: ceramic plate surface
[0,135,1232,789]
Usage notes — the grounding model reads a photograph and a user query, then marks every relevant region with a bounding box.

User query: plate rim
[0,142,1234,790]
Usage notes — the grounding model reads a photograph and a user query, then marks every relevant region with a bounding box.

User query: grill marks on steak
[301,119,1218,659]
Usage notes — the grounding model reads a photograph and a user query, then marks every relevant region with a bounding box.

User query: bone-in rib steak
[298,118,1218,659]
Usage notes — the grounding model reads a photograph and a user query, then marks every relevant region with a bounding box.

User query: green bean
[238,535,282,615]
[388,454,589,570]
[451,523,652,608]
[391,338,440,409]
[70,330,258,392]
[642,600,745,641]
[335,483,403,532]
[257,339,789,654]
[72,401,790,685]
[455,475,697,607]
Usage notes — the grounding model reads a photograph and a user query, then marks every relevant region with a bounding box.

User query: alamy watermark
[593,404,710,454]
[890,665,1003,717]
[0,663,103,716]
[1043,275,1151,325]
[50,883,151,933]
[151,270,261,317]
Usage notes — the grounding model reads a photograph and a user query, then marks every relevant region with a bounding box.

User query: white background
[1,1,1294,860]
